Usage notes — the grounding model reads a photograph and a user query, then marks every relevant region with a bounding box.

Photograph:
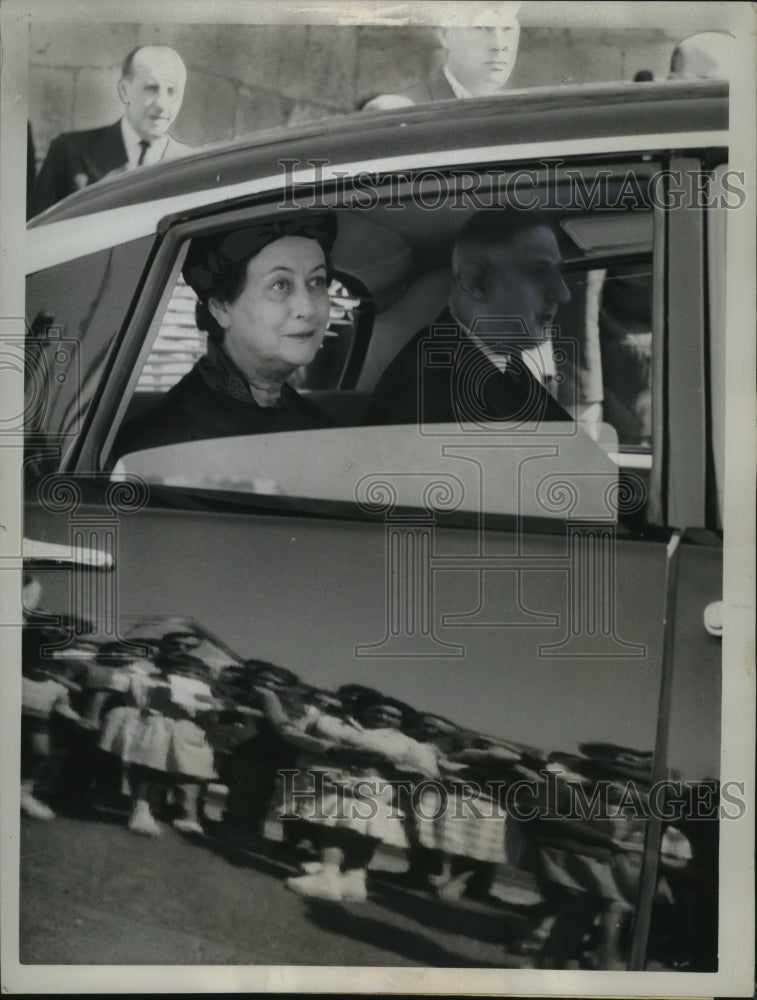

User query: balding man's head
[669,32,735,80]
[118,45,187,142]
[450,211,570,348]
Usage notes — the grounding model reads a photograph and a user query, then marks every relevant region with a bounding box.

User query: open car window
[99,162,661,521]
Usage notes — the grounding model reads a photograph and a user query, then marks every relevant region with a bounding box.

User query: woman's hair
[183,212,338,345]
[195,257,251,344]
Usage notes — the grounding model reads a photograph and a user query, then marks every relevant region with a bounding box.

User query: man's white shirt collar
[120,117,169,169]
[458,313,557,384]
[522,340,557,383]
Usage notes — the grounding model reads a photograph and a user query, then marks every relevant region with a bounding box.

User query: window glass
[557,264,653,458]
[110,170,659,523]
[25,236,154,482]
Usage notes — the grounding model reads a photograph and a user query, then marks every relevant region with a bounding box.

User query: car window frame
[705,163,729,530]
[79,152,716,536]
[664,155,709,531]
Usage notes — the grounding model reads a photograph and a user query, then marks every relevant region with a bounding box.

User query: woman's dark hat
[182,213,338,301]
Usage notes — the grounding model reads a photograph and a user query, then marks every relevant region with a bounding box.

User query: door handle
[703,600,722,637]
[23,537,114,570]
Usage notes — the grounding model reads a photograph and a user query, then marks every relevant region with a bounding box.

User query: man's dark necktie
[137,140,151,166]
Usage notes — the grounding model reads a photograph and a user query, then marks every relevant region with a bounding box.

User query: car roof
[29,79,727,227]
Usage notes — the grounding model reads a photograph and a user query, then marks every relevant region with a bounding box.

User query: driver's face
[474,225,570,347]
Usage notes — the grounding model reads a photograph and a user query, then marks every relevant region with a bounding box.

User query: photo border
[1,1,754,995]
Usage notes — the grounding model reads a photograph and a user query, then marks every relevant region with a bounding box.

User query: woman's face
[211,236,330,382]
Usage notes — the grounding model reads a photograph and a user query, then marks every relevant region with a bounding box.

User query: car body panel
[24,501,679,762]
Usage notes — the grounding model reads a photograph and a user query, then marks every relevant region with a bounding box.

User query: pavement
[19,806,539,967]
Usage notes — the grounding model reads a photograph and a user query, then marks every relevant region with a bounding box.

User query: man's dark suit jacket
[29,121,127,217]
[364,310,572,428]
[28,120,188,217]
[398,70,457,104]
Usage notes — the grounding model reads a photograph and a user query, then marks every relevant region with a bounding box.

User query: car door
[23,140,724,970]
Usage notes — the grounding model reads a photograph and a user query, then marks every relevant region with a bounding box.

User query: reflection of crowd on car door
[20,572,714,971]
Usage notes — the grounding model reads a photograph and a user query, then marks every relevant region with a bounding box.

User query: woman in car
[113,213,338,458]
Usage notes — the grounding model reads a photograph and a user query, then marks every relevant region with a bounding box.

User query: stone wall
[29,22,678,165]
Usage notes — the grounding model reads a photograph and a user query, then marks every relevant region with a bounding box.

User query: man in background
[363,4,521,110]
[29,44,188,217]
